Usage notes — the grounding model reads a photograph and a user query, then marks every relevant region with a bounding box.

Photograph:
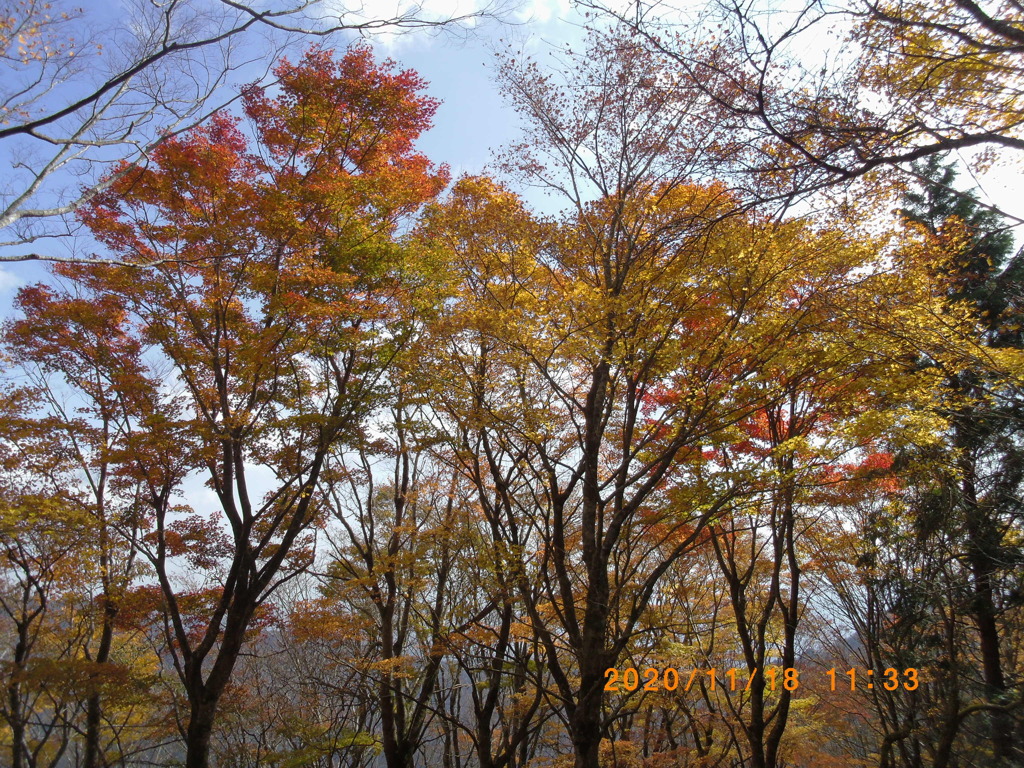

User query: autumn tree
[410,26,952,768]
[411,175,558,768]
[1,274,185,766]
[0,0,495,262]
[208,593,381,768]
[851,156,1024,766]
[479,45,762,768]
[0,271,176,766]
[317,404,467,768]
[0,466,96,768]
[700,393,894,766]
[579,0,1024,215]
[2,45,448,768]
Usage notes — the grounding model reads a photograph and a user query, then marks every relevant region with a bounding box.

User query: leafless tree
[579,0,1024,218]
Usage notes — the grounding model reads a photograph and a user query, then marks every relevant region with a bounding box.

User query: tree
[0,0,492,262]
[3,45,448,768]
[900,154,1023,341]
[579,0,1024,214]
[412,29,956,768]
[802,155,1024,768]
[1,295,160,768]
[319,406,464,768]
[879,156,1024,765]
[0,484,95,768]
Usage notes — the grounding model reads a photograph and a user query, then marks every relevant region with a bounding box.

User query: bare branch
[580,0,1024,215]
[0,0,506,263]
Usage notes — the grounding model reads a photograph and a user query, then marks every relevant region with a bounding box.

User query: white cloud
[324,0,487,48]
[512,0,571,25]
[0,267,24,298]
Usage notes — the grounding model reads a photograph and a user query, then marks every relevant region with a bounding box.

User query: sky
[0,0,588,306]
[0,0,598,522]
[3,0,1022,545]
[1,0,1023,309]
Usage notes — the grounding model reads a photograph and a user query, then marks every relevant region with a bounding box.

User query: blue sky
[3,0,1021,530]
[0,0,590,307]
[2,0,1022,310]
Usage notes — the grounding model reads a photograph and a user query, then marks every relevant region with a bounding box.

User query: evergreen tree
[901,154,1024,346]
[878,155,1024,767]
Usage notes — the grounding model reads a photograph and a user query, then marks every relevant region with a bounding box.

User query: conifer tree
[874,156,1024,766]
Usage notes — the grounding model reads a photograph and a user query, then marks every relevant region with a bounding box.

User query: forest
[1,0,1023,767]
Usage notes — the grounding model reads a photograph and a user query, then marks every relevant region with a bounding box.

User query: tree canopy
[2,9,1024,768]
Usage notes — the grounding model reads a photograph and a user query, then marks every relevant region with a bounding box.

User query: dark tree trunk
[959,441,1013,764]
[184,696,218,768]
[84,595,117,768]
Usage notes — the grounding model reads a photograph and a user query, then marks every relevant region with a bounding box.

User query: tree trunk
[959,444,1013,764]
[7,616,31,768]
[184,696,218,768]
[84,597,117,768]
[570,572,612,768]
[7,680,24,768]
